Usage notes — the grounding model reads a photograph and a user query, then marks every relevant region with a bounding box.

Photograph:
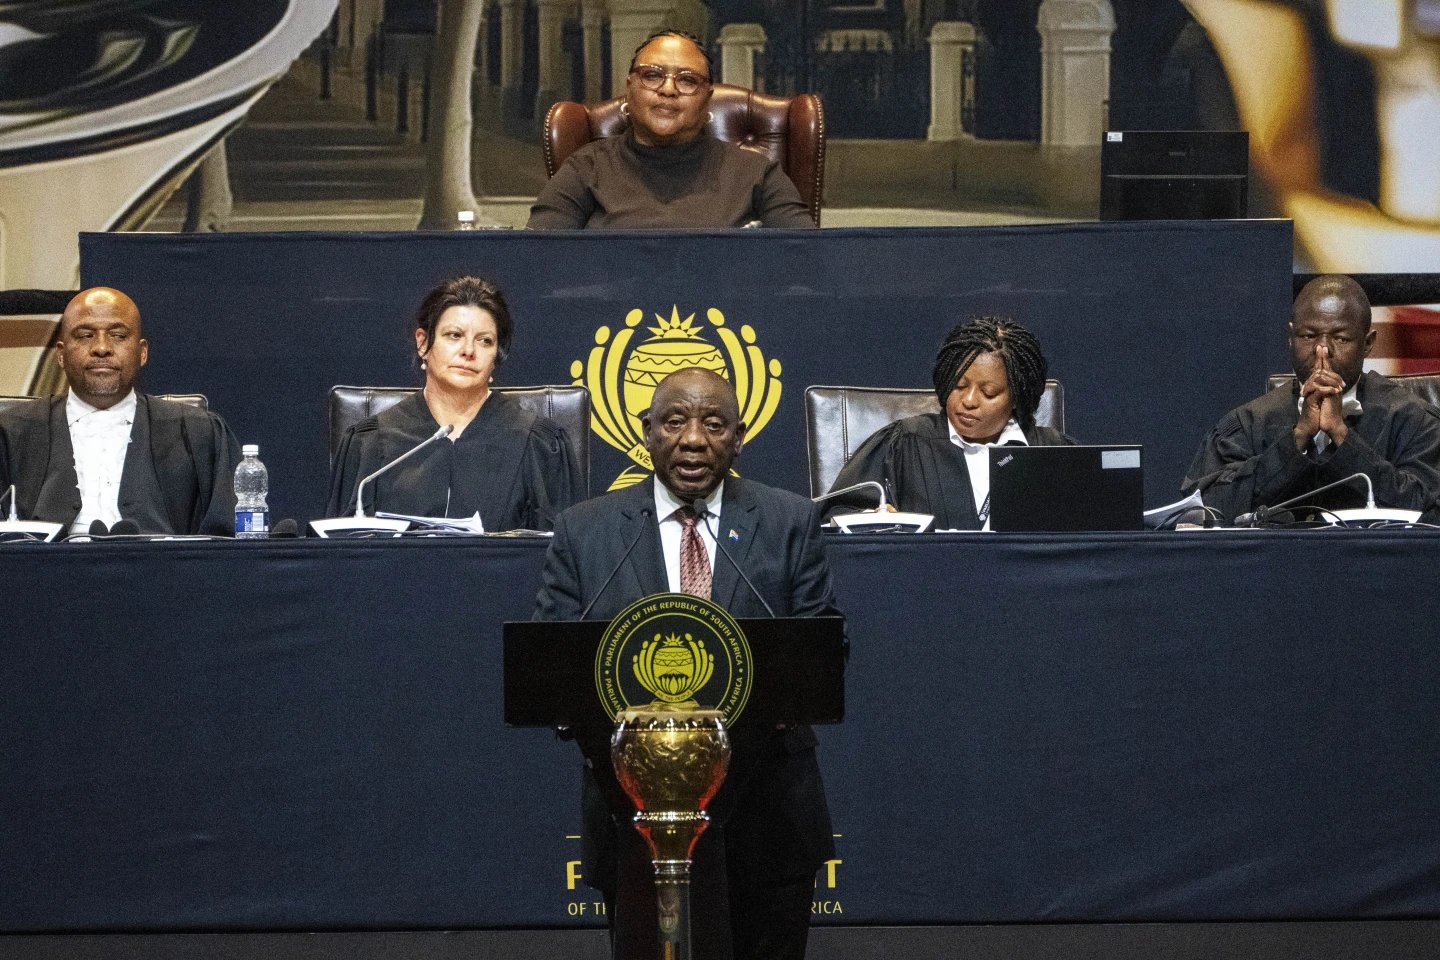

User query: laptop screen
[989,445,1144,532]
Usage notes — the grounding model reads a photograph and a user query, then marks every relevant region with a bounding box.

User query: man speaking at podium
[534,367,841,960]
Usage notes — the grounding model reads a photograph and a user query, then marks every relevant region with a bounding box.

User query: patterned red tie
[677,507,712,599]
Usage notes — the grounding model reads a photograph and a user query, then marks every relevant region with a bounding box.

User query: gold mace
[611,702,731,960]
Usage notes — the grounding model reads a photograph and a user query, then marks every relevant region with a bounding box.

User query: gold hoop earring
[620,101,630,118]
[705,110,713,123]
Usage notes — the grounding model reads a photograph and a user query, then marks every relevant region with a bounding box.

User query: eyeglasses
[630,65,710,96]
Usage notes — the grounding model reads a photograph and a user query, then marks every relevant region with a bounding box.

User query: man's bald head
[56,287,147,410]
[1293,275,1371,332]
[1289,275,1374,388]
[61,287,141,338]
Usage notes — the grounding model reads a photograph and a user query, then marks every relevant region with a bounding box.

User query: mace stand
[612,705,731,960]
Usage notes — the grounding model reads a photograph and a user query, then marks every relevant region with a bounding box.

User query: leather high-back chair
[1266,372,1440,408]
[328,385,592,495]
[803,382,1066,498]
[543,85,826,226]
[0,393,208,415]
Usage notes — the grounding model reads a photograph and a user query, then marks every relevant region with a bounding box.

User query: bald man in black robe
[0,288,240,536]
[1185,276,1440,521]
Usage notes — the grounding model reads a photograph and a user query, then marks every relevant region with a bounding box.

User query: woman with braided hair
[830,316,1075,530]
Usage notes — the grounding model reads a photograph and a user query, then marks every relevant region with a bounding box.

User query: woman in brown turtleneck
[526,30,814,230]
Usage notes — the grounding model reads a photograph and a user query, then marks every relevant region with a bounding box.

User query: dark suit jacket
[0,394,241,536]
[533,475,842,890]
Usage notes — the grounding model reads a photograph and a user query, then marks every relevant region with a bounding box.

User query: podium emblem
[571,306,783,491]
[634,633,715,702]
[596,593,753,721]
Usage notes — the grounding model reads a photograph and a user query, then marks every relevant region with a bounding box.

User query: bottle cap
[242,444,259,456]
[457,210,476,223]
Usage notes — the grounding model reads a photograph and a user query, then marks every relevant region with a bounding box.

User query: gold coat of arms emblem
[570,306,782,490]
[595,593,753,721]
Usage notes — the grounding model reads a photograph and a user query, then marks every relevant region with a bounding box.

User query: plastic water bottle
[234,445,269,539]
[457,209,476,230]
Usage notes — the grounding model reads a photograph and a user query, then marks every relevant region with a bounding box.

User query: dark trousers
[604,823,815,960]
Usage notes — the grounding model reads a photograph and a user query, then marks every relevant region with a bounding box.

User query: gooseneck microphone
[694,497,776,618]
[810,480,887,511]
[1234,472,1375,527]
[0,488,63,542]
[579,506,653,621]
[353,423,453,518]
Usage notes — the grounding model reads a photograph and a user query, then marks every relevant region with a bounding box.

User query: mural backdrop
[3,0,1440,395]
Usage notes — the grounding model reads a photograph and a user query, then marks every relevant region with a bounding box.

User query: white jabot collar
[948,417,1028,451]
[67,389,137,428]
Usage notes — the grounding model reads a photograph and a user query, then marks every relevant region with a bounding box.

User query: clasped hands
[1294,344,1348,451]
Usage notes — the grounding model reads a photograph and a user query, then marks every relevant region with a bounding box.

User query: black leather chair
[0,393,208,415]
[803,382,1066,498]
[327,385,591,495]
[1266,372,1440,408]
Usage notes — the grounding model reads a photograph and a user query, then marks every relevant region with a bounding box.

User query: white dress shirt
[67,390,137,535]
[654,478,723,593]
[948,417,1028,531]
[1297,382,1363,454]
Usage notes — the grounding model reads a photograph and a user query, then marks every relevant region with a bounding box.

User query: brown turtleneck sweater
[527,129,814,230]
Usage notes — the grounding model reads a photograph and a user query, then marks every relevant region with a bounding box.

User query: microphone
[110,519,140,536]
[271,518,300,538]
[694,498,776,618]
[1234,472,1375,527]
[0,488,62,542]
[579,506,652,621]
[89,519,110,537]
[816,480,934,534]
[811,480,887,511]
[353,423,454,518]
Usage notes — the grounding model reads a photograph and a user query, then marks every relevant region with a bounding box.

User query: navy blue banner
[3,534,1439,931]
[79,223,1291,520]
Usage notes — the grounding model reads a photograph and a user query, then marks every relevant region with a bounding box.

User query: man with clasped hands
[1185,275,1440,520]
[533,367,841,960]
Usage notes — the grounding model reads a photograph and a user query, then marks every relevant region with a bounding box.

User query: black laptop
[988,445,1144,532]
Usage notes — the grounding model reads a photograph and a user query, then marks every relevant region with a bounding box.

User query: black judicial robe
[326,390,582,531]
[830,412,1075,529]
[1183,371,1440,522]
[0,394,241,535]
